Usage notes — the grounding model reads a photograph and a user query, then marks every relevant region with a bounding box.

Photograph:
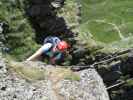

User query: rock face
[0,58,109,100]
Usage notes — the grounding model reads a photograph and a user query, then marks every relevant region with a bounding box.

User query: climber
[26,36,70,65]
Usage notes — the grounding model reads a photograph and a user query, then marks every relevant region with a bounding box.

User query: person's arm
[26,43,52,61]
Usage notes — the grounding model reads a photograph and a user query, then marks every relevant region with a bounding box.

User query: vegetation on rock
[0,0,39,60]
[0,0,133,100]
[78,0,133,53]
[7,61,80,82]
[0,57,109,100]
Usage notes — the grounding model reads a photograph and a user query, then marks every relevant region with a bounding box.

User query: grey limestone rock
[0,58,110,100]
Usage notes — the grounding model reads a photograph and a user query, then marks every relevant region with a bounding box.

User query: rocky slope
[0,57,109,100]
[1,0,133,100]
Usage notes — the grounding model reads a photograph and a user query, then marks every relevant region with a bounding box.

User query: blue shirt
[41,43,63,61]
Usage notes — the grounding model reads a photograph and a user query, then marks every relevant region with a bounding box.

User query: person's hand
[50,58,56,65]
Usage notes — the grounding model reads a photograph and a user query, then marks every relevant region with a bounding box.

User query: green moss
[64,73,80,81]
[7,61,46,81]
[0,0,39,60]
[48,67,81,81]
[7,61,80,82]
[124,79,133,87]
[57,0,79,32]
[78,0,133,53]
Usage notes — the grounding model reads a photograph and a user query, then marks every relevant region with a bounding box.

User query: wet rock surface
[0,58,109,100]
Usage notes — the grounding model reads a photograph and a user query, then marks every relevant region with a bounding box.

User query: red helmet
[57,41,69,51]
